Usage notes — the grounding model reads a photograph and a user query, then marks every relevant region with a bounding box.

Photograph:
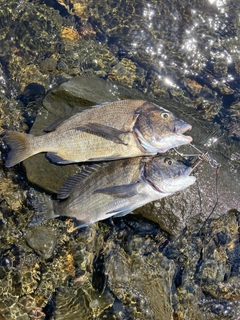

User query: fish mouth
[174,123,192,142]
[145,177,163,194]
[177,166,192,177]
[176,167,196,185]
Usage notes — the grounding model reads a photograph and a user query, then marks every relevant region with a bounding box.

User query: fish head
[143,156,196,195]
[133,102,192,153]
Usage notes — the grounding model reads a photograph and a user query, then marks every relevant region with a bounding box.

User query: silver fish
[4,100,192,167]
[29,156,196,227]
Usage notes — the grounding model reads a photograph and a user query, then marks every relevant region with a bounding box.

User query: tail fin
[3,131,35,167]
[29,192,90,231]
[28,193,58,227]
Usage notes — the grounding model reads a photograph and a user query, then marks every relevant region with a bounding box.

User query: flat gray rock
[23,74,240,235]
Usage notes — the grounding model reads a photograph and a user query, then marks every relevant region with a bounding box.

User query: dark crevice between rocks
[42,292,56,320]
[37,0,70,18]
[92,249,106,293]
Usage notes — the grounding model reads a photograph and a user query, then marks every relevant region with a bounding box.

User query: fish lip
[174,123,192,142]
[178,166,193,176]
[174,123,192,133]
[145,176,163,193]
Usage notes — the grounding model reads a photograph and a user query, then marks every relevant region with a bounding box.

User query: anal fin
[46,152,74,164]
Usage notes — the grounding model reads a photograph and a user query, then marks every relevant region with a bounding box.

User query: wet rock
[57,0,90,24]
[18,83,45,106]
[108,58,137,87]
[38,224,114,319]
[21,74,240,236]
[0,176,25,212]
[165,211,240,319]
[53,283,114,319]
[25,226,58,259]
[230,101,240,120]
[228,101,240,138]
[8,57,49,92]
[184,78,203,96]
[56,60,69,72]
[218,84,235,96]
[39,57,58,74]
[104,238,175,319]
[61,26,81,42]
[57,0,240,90]
[18,295,36,314]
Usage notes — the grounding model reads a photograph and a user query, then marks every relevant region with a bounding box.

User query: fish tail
[28,193,59,227]
[4,131,36,167]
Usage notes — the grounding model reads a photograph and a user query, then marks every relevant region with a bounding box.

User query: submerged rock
[165,210,240,319]
[104,232,175,319]
[25,226,58,259]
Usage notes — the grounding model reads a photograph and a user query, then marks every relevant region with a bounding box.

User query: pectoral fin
[76,123,129,145]
[94,181,140,198]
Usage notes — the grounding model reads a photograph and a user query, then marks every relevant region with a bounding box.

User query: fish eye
[164,158,173,165]
[161,112,169,119]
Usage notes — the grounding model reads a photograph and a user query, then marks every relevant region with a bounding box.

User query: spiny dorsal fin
[57,164,102,200]
[44,102,116,132]
[44,114,76,132]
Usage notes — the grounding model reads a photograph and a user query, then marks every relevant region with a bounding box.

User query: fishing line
[174,143,221,230]
[174,143,222,300]
[198,165,220,234]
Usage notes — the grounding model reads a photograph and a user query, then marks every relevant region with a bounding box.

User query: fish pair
[4,100,196,226]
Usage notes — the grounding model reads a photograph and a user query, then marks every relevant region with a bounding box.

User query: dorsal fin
[57,164,102,200]
[44,102,114,132]
[44,114,76,132]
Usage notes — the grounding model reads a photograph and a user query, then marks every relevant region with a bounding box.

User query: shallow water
[0,0,240,319]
